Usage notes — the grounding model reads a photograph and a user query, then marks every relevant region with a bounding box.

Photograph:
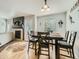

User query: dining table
[31,32,63,59]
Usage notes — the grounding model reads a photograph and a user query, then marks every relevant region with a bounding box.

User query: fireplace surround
[13,28,24,40]
[12,16,24,40]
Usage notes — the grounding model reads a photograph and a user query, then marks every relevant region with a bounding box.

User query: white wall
[37,12,66,34]
[0,18,12,33]
[0,18,6,33]
[0,32,12,47]
[24,15,35,41]
[0,17,13,47]
[24,15,35,32]
[66,7,79,59]
[0,0,77,17]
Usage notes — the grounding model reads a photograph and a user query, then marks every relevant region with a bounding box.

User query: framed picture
[13,16,24,27]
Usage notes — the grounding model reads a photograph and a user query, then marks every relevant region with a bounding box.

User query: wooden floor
[29,45,72,59]
[0,41,73,59]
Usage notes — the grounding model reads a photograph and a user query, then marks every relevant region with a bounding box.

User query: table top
[31,32,63,40]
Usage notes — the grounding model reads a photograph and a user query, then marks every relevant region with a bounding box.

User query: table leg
[55,40,59,59]
[38,43,40,59]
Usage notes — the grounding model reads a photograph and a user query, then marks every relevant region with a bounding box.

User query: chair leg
[52,40,53,50]
[57,46,60,59]
[32,43,34,48]
[48,44,50,59]
[70,49,72,58]
[35,42,37,55]
[72,48,75,59]
[38,45,41,59]
[29,42,30,47]
[38,50,40,59]
[28,42,29,54]
[67,48,70,54]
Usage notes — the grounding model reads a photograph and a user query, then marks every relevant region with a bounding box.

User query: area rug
[0,41,28,59]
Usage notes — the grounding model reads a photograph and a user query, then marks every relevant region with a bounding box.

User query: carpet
[0,41,28,59]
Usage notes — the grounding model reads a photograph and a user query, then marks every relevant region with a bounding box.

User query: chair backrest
[30,31,34,35]
[68,33,72,43]
[27,32,31,40]
[37,32,50,44]
[69,32,77,47]
[28,31,34,41]
[65,31,69,41]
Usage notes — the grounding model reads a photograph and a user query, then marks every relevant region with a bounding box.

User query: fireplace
[13,28,24,40]
[15,31,21,39]
[12,16,24,40]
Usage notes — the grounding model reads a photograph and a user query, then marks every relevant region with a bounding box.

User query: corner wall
[66,8,79,59]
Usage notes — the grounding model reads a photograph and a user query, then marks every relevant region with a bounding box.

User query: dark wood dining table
[31,33,63,59]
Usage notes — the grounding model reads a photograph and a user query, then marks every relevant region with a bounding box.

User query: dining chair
[28,31,38,55]
[64,31,70,42]
[57,32,77,59]
[57,31,71,53]
[51,31,69,50]
[57,31,70,51]
[37,32,50,59]
[59,31,69,42]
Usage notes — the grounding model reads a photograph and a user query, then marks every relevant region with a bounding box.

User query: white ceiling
[0,0,77,18]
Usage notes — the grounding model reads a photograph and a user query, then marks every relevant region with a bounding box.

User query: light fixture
[41,0,50,12]
[58,20,63,28]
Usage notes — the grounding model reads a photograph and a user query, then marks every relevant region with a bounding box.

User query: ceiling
[0,0,77,18]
